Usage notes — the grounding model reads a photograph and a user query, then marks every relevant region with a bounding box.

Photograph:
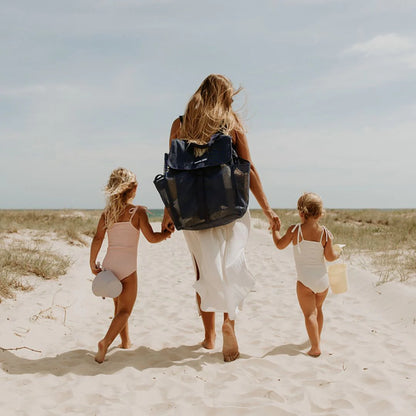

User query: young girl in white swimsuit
[272,193,340,357]
[90,168,171,363]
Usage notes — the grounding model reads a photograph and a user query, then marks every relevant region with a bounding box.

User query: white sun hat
[92,270,122,298]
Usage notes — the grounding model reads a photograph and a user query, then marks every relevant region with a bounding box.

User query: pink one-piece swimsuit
[102,207,140,281]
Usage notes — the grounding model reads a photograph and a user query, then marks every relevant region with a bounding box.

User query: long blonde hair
[181,74,244,144]
[103,168,137,229]
[297,192,325,220]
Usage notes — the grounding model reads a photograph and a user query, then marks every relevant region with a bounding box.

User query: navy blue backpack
[154,132,250,231]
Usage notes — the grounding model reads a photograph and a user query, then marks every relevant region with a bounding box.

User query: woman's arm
[137,206,171,243]
[161,118,181,233]
[234,130,281,230]
[90,213,106,275]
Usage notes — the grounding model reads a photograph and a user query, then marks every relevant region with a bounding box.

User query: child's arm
[136,207,171,243]
[272,224,296,250]
[90,213,106,275]
[323,231,341,262]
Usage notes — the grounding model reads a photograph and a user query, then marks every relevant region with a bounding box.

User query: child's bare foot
[222,321,239,362]
[117,340,132,349]
[201,335,216,350]
[307,347,321,357]
[94,340,108,363]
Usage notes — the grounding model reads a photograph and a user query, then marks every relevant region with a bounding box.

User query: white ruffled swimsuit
[292,224,332,294]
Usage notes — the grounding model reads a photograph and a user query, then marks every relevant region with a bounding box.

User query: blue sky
[1,0,415,209]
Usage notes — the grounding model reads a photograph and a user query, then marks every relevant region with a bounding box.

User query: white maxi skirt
[183,211,255,321]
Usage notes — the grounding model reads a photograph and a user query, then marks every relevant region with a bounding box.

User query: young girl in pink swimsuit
[271,193,341,357]
[90,167,171,363]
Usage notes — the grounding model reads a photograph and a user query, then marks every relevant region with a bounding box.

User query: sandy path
[1,223,415,415]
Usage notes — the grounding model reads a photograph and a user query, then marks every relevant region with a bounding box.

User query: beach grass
[0,243,71,279]
[0,241,71,301]
[0,210,80,300]
[0,269,31,300]
[0,210,101,245]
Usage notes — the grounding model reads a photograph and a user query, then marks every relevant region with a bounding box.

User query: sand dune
[1,223,415,415]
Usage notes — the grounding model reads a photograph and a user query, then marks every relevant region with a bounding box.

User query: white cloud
[305,33,416,94]
[344,33,414,57]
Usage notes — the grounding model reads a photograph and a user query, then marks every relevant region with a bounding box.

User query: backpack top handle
[167,133,234,171]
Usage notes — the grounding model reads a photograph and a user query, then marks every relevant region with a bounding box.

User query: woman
[162,74,280,362]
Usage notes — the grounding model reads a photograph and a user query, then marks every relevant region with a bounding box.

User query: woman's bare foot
[201,334,216,350]
[94,340,108,363]
[307,347,321,357]
[222,320,239,362]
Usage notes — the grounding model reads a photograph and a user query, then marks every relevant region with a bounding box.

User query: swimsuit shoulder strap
[128,206,140,223]
[291,223,303,242]
[320,226,333,244]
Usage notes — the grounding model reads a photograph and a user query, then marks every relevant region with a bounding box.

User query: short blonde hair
[103,168,137,229]
[297,192,324,220]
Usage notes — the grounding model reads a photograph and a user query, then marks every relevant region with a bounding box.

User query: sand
[1,222,415,415]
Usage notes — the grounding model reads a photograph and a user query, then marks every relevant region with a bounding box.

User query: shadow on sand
[0,344,224,376]
[0,341,309,376]
[261,341,310,358]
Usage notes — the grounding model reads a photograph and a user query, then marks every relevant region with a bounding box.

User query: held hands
[271,220,280,232]
[266,209,281,232]
[164,222,175,233]
[161,215,175,233]
[161,228,173,240]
